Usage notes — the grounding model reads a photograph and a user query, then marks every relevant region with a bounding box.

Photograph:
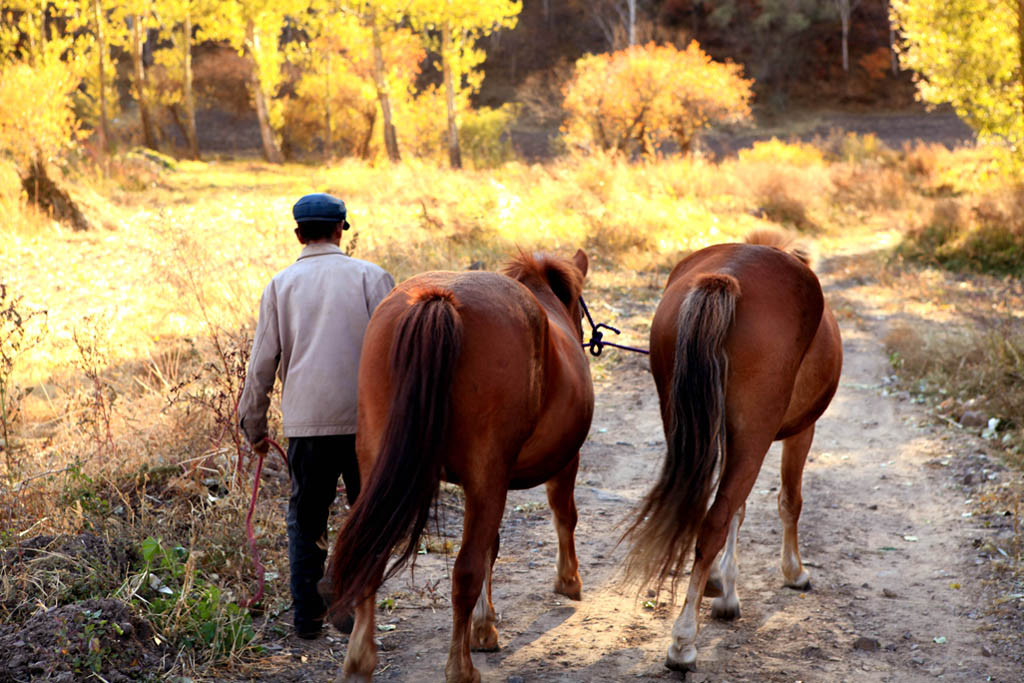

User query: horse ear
[573,249,589,277]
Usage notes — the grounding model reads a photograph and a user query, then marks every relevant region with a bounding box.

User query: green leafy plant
[121,536,257,659]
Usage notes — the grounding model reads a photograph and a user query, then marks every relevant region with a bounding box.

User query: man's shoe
[295,620,323,640]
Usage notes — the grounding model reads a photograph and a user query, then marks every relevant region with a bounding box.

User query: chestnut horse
[623,231,842,671]
[325,250,594,683]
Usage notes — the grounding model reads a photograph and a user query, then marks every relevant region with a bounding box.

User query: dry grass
[1,138,1022,676]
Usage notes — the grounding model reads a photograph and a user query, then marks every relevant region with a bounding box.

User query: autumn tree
[834,0,863,73]
[326,0,424,163]
[205,0,306,163]
[562,41,753,157]
[114,0,162,151]
[574,0,652,50]
[0,56,90,228]
[151,0,216,159]
[284,6,423,160]
[409,0,521,169]
[890,0,1024,154]
[63,0,127,162]
[701,0,832,95]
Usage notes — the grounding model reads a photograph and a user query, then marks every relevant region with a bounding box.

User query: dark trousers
[286,434,360,628]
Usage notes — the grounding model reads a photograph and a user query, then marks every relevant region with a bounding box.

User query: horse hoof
[330,612,355,635]
[710,596,741,620]
[785,570,812,591]
[554,576,582,601]
[470,624,500,652]
[338,674,371,683]
[317,576,337,604]
[443,665,481,683]
[664,646,697,672]
[703,574,724,599]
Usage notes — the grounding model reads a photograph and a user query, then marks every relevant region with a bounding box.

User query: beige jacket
[238,243,395,441]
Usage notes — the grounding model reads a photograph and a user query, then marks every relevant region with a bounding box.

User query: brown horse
[325,250,594,683]
[623,230,842,671]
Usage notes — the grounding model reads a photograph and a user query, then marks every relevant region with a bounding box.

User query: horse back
[357,270,586,486]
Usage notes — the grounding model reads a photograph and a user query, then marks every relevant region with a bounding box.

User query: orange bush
[562,41,753,156]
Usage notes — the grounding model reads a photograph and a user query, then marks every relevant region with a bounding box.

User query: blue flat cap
[292,193,346,223]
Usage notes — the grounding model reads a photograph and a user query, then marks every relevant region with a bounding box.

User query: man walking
[238,193,394,639]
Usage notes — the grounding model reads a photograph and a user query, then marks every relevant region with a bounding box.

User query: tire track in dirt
[261,257,1020,682]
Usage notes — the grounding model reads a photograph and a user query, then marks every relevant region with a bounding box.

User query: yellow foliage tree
[202,0,307,163]
[284,7,423,160]
[562,41,753,157]
[62,0,128,158]
[0,56,89,228]
[408,0,521,168]
[147,0,213,159]
[890,0,1024,158]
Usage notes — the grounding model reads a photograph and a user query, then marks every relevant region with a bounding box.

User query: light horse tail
[328,286,463,617]
[623,272,740,594]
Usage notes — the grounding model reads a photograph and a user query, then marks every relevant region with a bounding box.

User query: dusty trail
[264,256,1021,682]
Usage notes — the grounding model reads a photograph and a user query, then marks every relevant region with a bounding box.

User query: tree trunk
[181,14,200,159]
[886,0,898,75]
[835,0,861,73]
[358,108,376,160]
[628,0,636,46]
[22,158,92,231]
[841,13,850,72]
[324,52,333,159]
[370,9,400,163]
[93,0,109,168]
[246,21,283,164]
[442,23,462,169]
[130,16,159,150]
[1017,0,1024,134]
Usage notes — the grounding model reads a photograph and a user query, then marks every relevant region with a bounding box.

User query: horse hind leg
[340,583,381,682]
[779,425,815,590]
[666,435,767,672]
[470,532,500,652]
[446,484,508,683]
[710,502,745,620]
[703,507,744,600]
[545,454,582,600]
[666,501,734,672]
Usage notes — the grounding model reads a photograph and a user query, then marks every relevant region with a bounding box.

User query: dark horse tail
[328,287,463,618]
[623,273,740,594]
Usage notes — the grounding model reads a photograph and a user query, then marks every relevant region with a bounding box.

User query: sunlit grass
[0,153,774,394]
[1,138,1022,674]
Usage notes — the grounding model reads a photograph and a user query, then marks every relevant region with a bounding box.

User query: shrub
[459,104,517,169]
[899,189,1024,276]
[562,41,753,157]
[738,138,825,167]
[0,284,47,464]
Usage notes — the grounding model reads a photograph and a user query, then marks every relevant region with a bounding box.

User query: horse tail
[328,286,463,617]
[623,273,740,594]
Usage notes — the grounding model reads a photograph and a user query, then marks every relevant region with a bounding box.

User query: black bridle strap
[579,296,650,357]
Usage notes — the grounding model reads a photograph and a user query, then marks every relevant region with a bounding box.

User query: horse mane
[745,229,813,268]
[502,251,583,310]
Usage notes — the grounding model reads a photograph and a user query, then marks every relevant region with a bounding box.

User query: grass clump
[899,188,1024,277]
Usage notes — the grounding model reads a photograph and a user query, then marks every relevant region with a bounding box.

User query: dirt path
[258,255,1021,682]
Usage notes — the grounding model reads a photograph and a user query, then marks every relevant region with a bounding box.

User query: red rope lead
[239,437,288,608]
